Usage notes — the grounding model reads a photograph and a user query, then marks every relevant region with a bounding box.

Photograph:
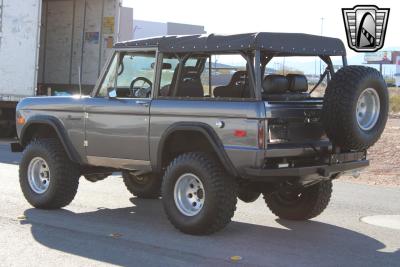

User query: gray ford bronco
[12,33,388,235]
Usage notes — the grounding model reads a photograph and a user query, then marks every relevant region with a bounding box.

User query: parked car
[12,32,389,235]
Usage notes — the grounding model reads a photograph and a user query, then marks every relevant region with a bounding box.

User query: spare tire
[322,66,388,151]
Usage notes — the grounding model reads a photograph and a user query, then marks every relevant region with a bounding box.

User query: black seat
[176,66,204,97]
[262,74,310,101]
[287,74,308,92]
[214,71,249,98]
[262,74,289,94]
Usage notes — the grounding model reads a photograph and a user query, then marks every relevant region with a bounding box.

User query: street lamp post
[319,17,324,76]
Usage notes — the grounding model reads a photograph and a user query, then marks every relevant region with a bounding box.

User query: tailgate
[265,99,327,145]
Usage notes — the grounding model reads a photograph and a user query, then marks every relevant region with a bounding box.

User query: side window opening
[116,52,156,99]
[262,56,328,100]
[158,53,253,99]
[97,54,118,97]
[208,54,250,98]
[97,51,156,99]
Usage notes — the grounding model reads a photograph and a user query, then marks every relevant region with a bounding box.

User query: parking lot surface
[0,141,399,266]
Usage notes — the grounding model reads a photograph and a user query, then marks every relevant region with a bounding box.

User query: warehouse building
[133,20,206,39]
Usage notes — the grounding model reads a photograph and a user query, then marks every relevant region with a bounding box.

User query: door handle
[136,100,150,107]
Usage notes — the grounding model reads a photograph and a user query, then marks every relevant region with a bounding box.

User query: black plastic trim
[10,142,23,152]
[156,122,238,177]
[20,115,82,164]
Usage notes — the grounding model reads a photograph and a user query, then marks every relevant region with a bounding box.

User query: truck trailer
[0,0,133,137]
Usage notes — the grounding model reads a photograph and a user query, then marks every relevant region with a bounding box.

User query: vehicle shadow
[22,198,399,266]
[0,143,20,165]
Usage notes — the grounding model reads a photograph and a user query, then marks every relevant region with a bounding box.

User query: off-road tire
[122,172,161,199]
[322,66,388,150]
[84,173,112,183]
[263,180,332,220]
[19,138,80,209]
[162,152,237,235]
[238,189,261,203]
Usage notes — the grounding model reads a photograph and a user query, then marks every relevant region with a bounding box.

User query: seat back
[262,74,289,94]
[213,71,249,98]
[287,74,308,92]
[176,66,204,97]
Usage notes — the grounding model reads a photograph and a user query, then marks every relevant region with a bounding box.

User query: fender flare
[156,122,238,177]
[20,115,82,163]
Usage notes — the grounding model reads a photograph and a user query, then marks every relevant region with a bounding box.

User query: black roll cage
[95,46,348,100]
[164,50,348,100]
[162,51,257,99]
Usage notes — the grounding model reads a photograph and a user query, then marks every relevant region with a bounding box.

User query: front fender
[20,115,82,164]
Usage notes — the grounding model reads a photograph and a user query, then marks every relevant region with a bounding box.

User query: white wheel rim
[174,173,205,216]
[28,157,51,194]
[356,88,380,131]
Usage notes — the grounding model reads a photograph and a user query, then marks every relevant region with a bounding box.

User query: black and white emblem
[342,5,390,52]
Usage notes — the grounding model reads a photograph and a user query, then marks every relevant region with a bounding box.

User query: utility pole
[319,17,324,76]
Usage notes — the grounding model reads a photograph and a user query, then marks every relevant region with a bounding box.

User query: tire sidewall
[351,76,388,147]
[265,180,332,220]
[20,143,60,207]
[122,172,161,198]
[124,172,157,191]
[162,158,221,233]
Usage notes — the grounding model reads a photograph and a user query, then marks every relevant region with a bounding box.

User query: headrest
[230,71,248,85]
[287,74,308,92]
[182,66,199,79]
[262,75,289,94]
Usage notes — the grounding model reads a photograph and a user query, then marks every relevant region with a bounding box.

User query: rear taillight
[258,120,265,149]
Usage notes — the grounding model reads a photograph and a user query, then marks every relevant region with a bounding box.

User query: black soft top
[114,32,346,56]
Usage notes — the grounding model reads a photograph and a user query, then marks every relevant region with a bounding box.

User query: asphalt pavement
[0,140,399,266]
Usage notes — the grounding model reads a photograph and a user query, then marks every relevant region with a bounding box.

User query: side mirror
[107,87,117,98]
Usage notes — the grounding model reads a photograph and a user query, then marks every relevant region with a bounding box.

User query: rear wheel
[263,180,332,220]
[162,152,237,235]
[122,172,161,199]
[19,138,80,209]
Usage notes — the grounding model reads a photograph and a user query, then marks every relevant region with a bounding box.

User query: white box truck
[0,0,133,137]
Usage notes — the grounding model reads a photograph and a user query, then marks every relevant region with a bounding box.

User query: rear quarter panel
[149,99,266,175]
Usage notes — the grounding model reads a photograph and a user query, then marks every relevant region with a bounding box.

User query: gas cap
[216,120,225,128]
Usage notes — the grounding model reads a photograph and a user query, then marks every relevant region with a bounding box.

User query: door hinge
[84,140,88,147]
[84,112,89,119]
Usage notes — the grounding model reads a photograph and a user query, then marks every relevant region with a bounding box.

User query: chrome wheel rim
[356,88,380,131]
[28,157,50,194]
[174,173,205,216]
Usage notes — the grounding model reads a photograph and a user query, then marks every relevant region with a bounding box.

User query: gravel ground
[342,117,400,187]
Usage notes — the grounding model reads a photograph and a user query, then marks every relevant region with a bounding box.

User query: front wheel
[263,180,332,220]
[19,138,80,209]
[162,153,237,235]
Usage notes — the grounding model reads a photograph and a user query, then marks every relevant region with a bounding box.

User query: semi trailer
[0,0,133,137]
